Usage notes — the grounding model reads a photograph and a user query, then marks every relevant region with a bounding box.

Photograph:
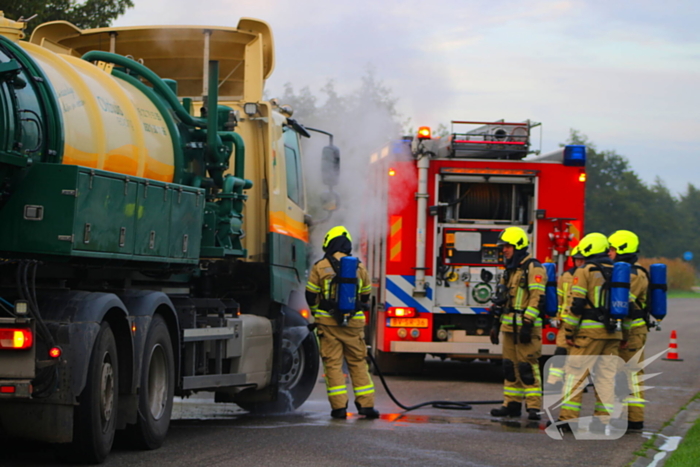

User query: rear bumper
[390,340,557,357]
[0,379,32,398]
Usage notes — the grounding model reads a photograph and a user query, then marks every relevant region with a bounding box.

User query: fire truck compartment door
[440,175,533,184]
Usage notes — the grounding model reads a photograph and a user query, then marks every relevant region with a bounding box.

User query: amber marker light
[299,309,310,320]
[388,168,396,177]
[417,126,431,140]
[579,172,587,182]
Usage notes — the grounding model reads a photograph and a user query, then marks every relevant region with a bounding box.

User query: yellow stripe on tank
[21,42,108,170]
[65,56,147,178]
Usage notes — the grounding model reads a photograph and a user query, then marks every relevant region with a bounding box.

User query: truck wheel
[72,322,119,463]
[127,315,174,450]
[238,331,319,414]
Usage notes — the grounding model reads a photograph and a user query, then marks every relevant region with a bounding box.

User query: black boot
[355,401,379,419]
[491,401,521,417]
[527,409,541,421]
[330,407,347,419]
[627,421,644,432]
[557,420,576,433]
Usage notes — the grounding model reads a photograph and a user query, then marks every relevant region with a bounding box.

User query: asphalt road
[2,298,698,466]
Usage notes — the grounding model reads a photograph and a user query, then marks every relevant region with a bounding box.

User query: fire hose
[366,348,503,411]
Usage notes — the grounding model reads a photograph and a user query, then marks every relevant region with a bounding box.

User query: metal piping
[413,153,430,296]
[109,32,116,53]
[202,30,211,97]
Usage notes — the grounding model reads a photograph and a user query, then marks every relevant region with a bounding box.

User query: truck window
[283,127,304,208]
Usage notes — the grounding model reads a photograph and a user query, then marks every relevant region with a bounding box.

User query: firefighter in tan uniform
[609,230,648,432]
[489,227,547,421]
[305,226,378,419]
[546,246,585,389]
[556,232,622,433]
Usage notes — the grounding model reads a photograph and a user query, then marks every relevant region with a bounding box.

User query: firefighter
[305,226,379,420]
[489,226,547,421]
[546,246,586,389]
[608,230,648,432]
[556,232,623,434]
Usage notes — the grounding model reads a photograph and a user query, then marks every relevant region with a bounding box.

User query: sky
[114,0,700,195]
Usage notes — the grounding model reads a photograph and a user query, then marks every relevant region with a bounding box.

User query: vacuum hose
[366,349,503,411]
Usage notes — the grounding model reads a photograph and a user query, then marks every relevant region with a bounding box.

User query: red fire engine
[361,120,586,372]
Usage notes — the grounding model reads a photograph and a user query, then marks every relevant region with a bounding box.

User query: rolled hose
[366,348,503,411]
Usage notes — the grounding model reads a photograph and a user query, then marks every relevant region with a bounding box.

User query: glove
[519,320,533,344]
[489,327,499,345]
[489,321,501,345]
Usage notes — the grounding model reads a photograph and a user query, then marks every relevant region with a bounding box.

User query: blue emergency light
[563,145,586,167]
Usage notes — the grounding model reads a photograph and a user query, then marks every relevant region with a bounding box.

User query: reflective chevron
[385,275,490,314]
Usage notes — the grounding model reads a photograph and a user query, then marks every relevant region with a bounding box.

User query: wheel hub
[278,338,304,389]
[100,359,114,425]
[147,344,168,420]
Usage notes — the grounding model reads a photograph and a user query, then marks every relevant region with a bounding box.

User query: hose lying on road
[366,350,503,412]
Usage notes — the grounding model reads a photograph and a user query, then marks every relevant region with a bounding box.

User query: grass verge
[663,417,700,467]
[668,290,700,299]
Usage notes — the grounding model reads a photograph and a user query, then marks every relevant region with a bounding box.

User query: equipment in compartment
[443,229,503,266]
[436,176,535,225]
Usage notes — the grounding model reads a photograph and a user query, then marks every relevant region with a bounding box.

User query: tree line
[3,1,133,36]
[569,130,698,266]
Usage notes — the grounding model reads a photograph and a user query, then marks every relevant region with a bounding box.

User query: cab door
[269,126,309,304]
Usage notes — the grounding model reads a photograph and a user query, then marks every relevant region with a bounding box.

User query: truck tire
[238,331,319,414]
[71,322,119,463]
[126,315,175,450]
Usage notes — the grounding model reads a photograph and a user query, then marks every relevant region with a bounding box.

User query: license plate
[388,318,429,328]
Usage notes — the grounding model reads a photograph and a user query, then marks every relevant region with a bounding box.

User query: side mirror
[321,145,340,187]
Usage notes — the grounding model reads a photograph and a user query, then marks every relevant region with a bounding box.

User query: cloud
[113,0,699,193]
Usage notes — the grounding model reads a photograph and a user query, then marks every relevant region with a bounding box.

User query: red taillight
[0,386,16,394]
[49,347,62,359]
[386,307,416,318]
[0,328,33,349]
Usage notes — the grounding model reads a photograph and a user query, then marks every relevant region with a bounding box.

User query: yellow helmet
[578,232,609,257]
[571,245,583,259]
[608,230,639,255]
[497,227,529,250]
[323,225,352,249]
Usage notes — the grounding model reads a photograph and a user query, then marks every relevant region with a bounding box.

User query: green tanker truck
[0,13,332,462]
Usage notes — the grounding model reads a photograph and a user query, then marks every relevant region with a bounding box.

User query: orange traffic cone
[662,330,683,361]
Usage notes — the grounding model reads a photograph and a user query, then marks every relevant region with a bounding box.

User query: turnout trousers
[620,333,647,423]
[317,324,375,410]
[559,337,621,422]
[501,329,542,410]
[546,329,572,385]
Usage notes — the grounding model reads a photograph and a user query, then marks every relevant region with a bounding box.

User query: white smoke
[272,72,405,263]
